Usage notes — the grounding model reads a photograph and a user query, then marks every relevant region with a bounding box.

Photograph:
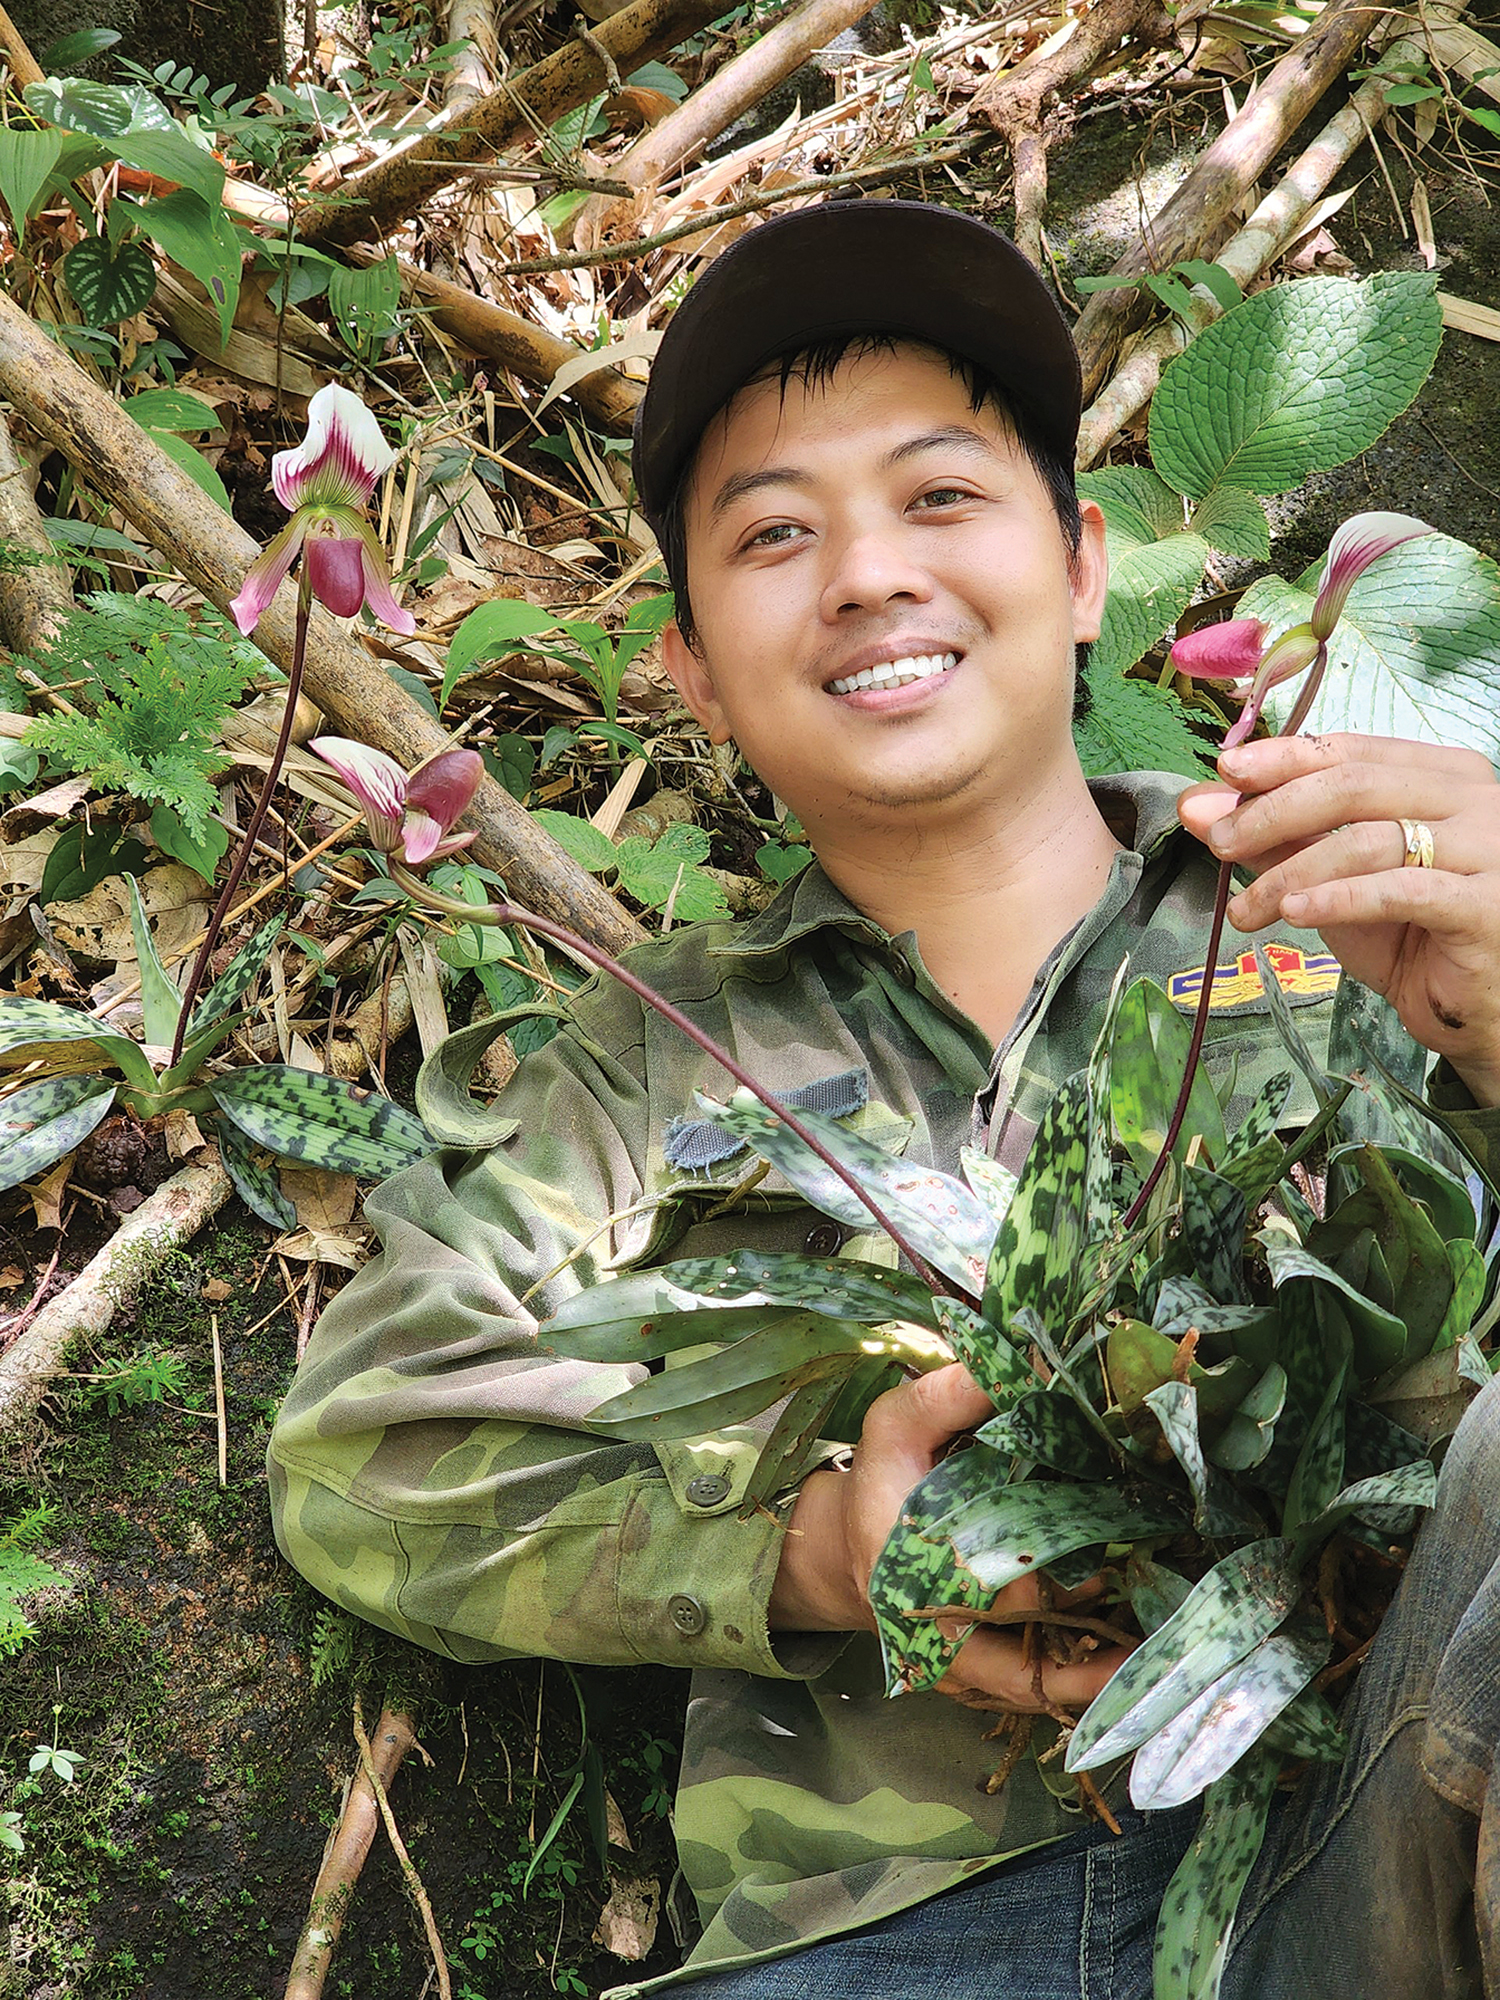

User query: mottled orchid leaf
[870,1471,1182,1695]
[0,996,160,1096]
[979,1386,1113,1479]
[1152,1277,1217,1336]
[1206,1363,1287,1472]
[960,1146,1017,1230]
[1110,979,1227,1174]
[665,1247,943,1330]
[982,1072,1090,1344]
[1252,945,1333,1108]
[1435,1238,1486,1350]
[0,1073,115,1194]
[215,1115,296,1231]
[544,1297,808,1364]
[185,912,285,1038]
[1181,1164,1249,1304]
[934,1295,1033,1401]
[585,1312,879,1439]
[1085,962,1130,1239]
[1282,1356,1348,1535]
[1152,1748,1280,2000]
[1344,1397,1427,1479]
[817,1351,906,1447]
[1336,1058,1476,1194]
[1328,1143,1478,1246]
[1328,971,1426,1096]
[740,1377,851,1516]
[1340,1145,1452,1350]
[123,875,183,1048]
[1292,1458,1437,1551]
[1129,1616,1331,1810]
[695,1088,996,1292]
[1106,1318,1179,1414]
[1144,1379,1262,1535]
[1217,1069,1292,1176]
[1264,1683,1345,1764]
[207,1066,432,1177]
[1067,1538,1301,1771]
[1259,1232,1408,1383]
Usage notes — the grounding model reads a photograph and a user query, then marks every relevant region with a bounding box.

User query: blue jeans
[673,1376,1500,1999]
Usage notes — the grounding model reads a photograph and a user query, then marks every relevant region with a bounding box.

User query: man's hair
[652,332,1085,655]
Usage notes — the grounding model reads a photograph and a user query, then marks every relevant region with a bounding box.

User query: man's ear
[663,621,734,746]
[1069,500,1110,646]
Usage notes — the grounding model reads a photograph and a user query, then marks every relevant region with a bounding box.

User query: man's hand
[1178,732,1500,1107]
[769,1362,1132,1713]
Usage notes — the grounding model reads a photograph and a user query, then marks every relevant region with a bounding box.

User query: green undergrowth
[0,1219,685,1999]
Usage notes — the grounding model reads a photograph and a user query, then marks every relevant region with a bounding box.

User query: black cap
[632,200,1082,531]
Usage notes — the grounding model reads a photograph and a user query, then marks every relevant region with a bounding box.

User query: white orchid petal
[271,384,398,514]
[1312,511,1433,640]
[309,736,408,825]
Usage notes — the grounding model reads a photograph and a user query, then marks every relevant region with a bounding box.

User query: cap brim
[633,201,1081,527]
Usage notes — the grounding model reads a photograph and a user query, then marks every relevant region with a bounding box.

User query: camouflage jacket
[268,772,1499,1994]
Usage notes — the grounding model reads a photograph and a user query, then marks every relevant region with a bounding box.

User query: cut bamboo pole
[0,289,646,954]
[1071,0,1390,401]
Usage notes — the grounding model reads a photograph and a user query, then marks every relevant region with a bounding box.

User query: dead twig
[352,1700,452,2000]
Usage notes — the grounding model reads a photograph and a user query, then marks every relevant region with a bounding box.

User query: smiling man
[270,202,1500,1998]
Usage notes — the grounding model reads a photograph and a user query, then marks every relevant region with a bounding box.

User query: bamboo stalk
[0,289,646,954]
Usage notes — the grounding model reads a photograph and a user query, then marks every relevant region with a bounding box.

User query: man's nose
[820,525,934,620]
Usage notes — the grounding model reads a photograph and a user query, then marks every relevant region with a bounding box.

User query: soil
[6,56,1500,2000]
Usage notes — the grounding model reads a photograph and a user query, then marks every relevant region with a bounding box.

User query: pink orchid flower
[230,384,416,637]
[1169,510,1432,746]
[311,737,483,864]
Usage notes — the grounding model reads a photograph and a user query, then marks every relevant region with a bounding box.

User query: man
[270,202,1500,1997]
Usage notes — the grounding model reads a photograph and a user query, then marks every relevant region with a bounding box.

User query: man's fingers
[1218,731,1497,794]
[946,1628,1132,1714]
[1224,819,1497,931]
[861,1362,995,1462]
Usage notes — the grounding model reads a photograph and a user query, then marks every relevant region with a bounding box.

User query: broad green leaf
[584,1313,882,1439]
[0,996,159,1096]
[1282,1356,1348,1533]
[1094,532,1209,680]
[147,429,231,512]
[151,803,228,882]
[185,914,284,1041]
[1110,978,1227,1174]
[327,253,401,360]
[1206,1363,1287,1472]
[979,1386,1113,1479]
[1075,664,1211,780]
[1187,484,1271,561]
[982,1071,1089,1344]
[207,1066,432,1176]
[741,1377,851,1514]
[616,825,731,922]
[26,77,176,136]
[215,1116,295,1231]
[1329,1142,1476,1245]
[62,236,156,326]
[1259,1232,1408,1380]
[1129,1618,1329,1810]
[134,189,240,347]
[0,1074,115,1193]
[0,127,63,244]
[694,1087,997,1293]
[1067,1539,1301,1770]
[544,1298,796,1363]
[659,1247,942,1330]
[123,875,182,1046]
[1077,464,1183,543]
[1435,1238,1486,1350]
[1245,536,1500,763]
[527,808,618,873]
[111,123,226,208]
[1180,1164,1248,1303]
[1152,1749,1280,2000]
[1150,273,1442,498]
[1292,1458,1437,1548]
[41,26,122,66]
[447,598,565,688]
[123,387,221,434]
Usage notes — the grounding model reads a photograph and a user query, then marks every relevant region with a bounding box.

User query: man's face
[662,343,1108,843]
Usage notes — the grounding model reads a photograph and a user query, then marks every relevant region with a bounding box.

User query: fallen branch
[572,0,889,248]
[0,290,646,955]
[1075,3,1463,465]
[284,1708,419,2000]
[0,3,43,90]
[0,1153,232,1435]
[299,0,732,250]
[1071,0,1390,400]
[444,0,499,112]
[352,1699,451,2000]
[968,0,1174,270]
[0,417,73,651]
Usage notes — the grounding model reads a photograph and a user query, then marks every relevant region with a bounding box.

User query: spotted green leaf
[215,1116,295,1231]
[741,1377,851,1515]
[123,875,183,1047]
[1291,1458,1437,1551]
[1250,944,1333,1109]
[0,996,160,1096]
[979,1387,1113,1479]
[1258,1231,1408,1383]
[207,1066,432,1177]
[1144,1380,1260,1536]
[696,1088,996,1292]
[0,1074,115,1193]
[1181,1164,1248,1303]
[932,1295,1034,1401]
[982,1072,1090,1343]
[1067,1539,1301,1771]
[185,913,284,1039]
[1110,978,1227,1174]
[959,1146,1017,1229]
[1129,1616,1330,1810]
[1282,1355,1348,1535]
[1214,1069,1293,1203]
[1435,1238,1486,1350]
[1152,1748,1280,2000]
[1206,1363,1286,1472]
[664,1248,943,1329]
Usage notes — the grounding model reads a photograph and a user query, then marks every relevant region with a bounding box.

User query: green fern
[0,1506,69,1657]
[1075,661,1215,780]
[308,1605,356,1687]
[21,594,263,840]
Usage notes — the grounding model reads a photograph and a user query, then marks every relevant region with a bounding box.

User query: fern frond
[1076,663,1216,780]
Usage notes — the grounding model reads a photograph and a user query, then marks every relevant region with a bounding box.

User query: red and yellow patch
[1169,940,1341,1012]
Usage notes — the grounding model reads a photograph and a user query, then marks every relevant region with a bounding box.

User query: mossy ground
[0,1222,685,2000]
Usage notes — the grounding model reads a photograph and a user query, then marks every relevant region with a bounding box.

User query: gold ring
[1399,818,1435,869]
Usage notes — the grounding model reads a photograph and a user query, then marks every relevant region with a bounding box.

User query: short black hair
[652,332,1085,655]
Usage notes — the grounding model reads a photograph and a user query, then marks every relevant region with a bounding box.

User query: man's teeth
[829,652,957,696]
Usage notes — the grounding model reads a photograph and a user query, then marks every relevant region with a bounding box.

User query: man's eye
[747,522,801,548]
[913,486,971,510]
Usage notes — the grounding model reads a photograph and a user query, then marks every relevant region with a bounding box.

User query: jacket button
[804,1222,844,1256]
[685,1473,730,1507]
[668,1593,708,1636]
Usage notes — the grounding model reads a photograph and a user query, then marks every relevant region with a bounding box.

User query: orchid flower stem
[171,570,314,1067]
[391,862,954,1298]
[1278,641,1329,741]
[1121,856,1234,1233]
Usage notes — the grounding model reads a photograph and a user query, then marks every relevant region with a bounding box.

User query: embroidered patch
[1168,940,1341,1013]
[663,1066,869,1171]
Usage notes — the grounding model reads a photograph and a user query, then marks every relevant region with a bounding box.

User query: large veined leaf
[1067,1539,1301,1771]
[1075,664,1212,780]
[0,1074,116,1193]
[693,1088,996,1293]
[982,1072,1089,1344]
[1150,272,1442,498]
[62,236,157,328]
[207,1066,432,1176]
[0,996,160,1096]
[134,189,242,349]
[1187,484,1271,561]
[0,126,63,244]
[1153,1749,1281,2000]
[1244,535,1500,763]
[1129,1617,1330,1810]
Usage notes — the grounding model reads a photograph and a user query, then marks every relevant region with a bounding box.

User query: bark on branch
[0,289,646,954]
[299,0,733,251]
[1071,0,1390,400]
[0,416,73,652]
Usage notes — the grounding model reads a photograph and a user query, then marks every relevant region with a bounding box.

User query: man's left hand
[1178,731,1500,1108]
